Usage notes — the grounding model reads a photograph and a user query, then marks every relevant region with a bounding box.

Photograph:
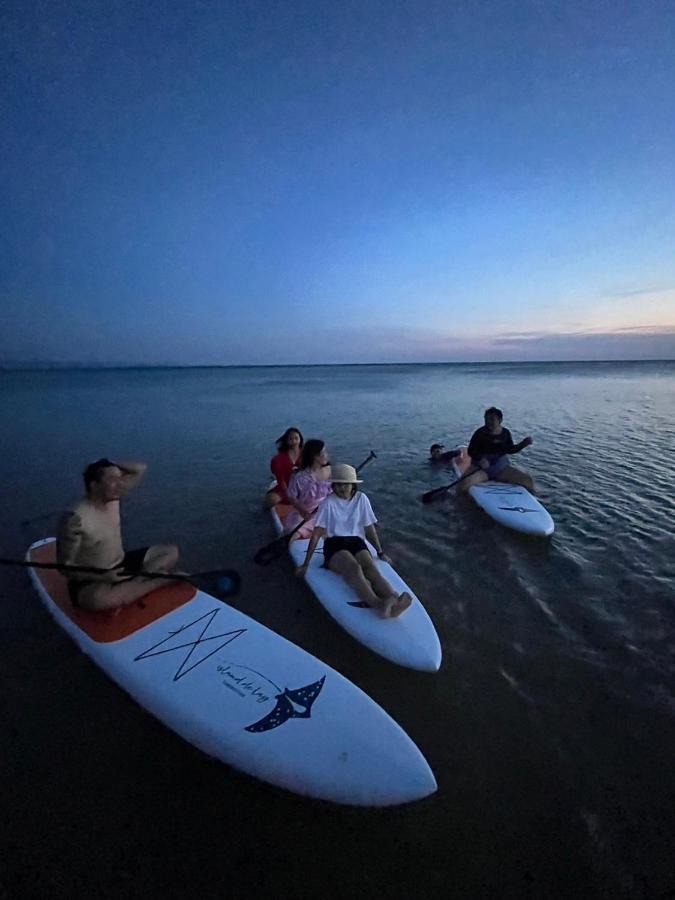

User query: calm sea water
[2,361,674,898]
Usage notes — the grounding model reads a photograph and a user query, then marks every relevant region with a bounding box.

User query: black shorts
[120,546,150,574]
[67,547,149,608]
[323,536,368,567]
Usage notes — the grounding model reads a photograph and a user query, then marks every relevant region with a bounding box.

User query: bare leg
[456,469,488,495]
[78,543,180,611]
[79,575,177,611]
[355,551,412,618]
[328,550,383,608]
[495,466,534,492]
[141,543,180,573]
[355,551,396,600]
[264,491,282,509]
[328,550,412,618]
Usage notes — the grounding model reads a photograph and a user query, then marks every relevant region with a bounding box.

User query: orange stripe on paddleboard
[30,542,196,644]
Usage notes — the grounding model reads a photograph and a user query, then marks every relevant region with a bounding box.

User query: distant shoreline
[2,358,674,373]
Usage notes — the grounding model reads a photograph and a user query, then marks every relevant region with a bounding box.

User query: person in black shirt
[460,407,534,493]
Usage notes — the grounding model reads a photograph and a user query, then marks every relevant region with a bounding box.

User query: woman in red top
[264,427,304,507]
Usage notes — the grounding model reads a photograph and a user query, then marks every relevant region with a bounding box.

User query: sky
[2,0,675,365]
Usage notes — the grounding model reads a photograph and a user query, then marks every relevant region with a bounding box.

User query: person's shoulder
[58,500,85,530]
[67,497,89,516]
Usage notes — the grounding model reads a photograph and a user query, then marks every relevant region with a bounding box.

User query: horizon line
[2,358,675,373]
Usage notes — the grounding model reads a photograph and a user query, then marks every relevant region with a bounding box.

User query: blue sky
[2,0,674,364]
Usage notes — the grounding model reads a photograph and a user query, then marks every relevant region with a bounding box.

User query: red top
[270,451,298,501]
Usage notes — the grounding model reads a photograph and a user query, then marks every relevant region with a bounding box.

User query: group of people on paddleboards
[54,407,534,616]
[265,428,412,619]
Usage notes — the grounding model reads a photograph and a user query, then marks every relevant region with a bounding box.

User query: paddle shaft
[421,464,481,503]
[2,557,200,583]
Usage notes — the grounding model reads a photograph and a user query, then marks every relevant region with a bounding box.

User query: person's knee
[166,543,179,566]
[460,473,483,493]
[153,543,179,567]
[357,553,377,575]
[329,551,359,574]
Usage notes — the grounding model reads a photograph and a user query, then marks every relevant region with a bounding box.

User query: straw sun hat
[330,463,363,484]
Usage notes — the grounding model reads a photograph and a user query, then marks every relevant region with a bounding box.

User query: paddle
[421,464,481,504]
[253,450,377,566]
[0,558,241,601]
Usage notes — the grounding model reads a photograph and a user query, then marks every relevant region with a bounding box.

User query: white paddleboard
[27,538,437,806]
[270,506,442,672]
[452,453,554,536]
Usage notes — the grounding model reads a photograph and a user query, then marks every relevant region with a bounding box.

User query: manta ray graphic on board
[245,676,326,733]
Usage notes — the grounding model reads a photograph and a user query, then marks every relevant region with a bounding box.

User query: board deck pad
[30,541,195,642]
[27,538,437,806]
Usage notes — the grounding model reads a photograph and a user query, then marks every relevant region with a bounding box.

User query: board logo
[242,676,326,733]
[134,608,246,680]
[134,608,326,732]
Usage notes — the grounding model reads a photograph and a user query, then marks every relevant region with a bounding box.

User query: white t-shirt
[314,492,377,539]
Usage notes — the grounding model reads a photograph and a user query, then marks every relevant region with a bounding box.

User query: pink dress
[285,470,332,537]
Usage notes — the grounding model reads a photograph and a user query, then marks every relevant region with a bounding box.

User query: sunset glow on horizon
[3,1,675,366]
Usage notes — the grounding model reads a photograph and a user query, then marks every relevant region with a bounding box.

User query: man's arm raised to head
[114,460,148,493]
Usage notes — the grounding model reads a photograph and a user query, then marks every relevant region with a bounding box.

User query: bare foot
[389,592,412,618]
[378,596,398,618]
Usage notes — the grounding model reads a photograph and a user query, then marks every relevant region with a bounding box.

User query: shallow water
[2,361,674,897]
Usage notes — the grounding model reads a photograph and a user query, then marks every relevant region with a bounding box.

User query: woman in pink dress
[285,439,332,540]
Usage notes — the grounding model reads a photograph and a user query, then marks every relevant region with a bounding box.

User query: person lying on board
[295,464,412,619]
[56,458,180,611]
[264,426,304,508]
[429,443,462,463]
[459,407,534,493]
[284,439,332,541]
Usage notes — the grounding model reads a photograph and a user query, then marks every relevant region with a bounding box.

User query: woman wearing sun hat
[295,464,412,619]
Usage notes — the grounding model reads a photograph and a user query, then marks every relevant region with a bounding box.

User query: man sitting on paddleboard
[57,458,180,611]
[460,408,534,493]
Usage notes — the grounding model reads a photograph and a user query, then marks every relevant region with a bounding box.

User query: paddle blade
[253,535,290,566]
[186,569,242,600]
